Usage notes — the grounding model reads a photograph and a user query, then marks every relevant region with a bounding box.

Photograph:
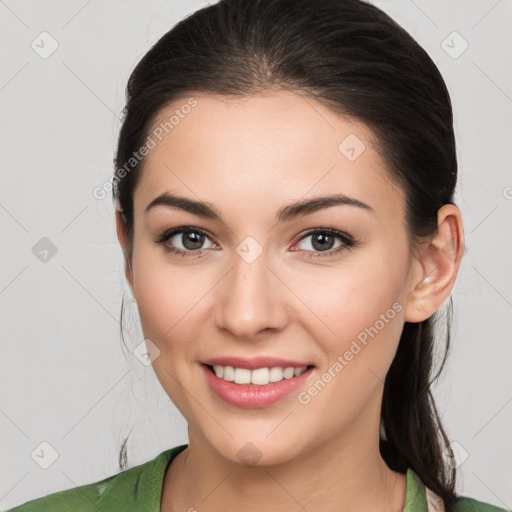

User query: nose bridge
[215,236,286,337]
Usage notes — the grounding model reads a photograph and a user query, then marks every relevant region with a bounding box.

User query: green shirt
[6,444,507,511]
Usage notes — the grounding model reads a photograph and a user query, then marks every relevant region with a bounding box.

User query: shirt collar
[403,468,435,512]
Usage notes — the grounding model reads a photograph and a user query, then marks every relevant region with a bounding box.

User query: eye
[293,228,357,259]
[154,226,358,260]
[154,227,217,258]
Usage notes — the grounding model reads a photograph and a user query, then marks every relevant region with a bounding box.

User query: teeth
[269,367,284,382]
[283,367,295,379]
[251,367,269,385]
[224,366,235,381]
[211,365,308,385]
[234,368,251,384]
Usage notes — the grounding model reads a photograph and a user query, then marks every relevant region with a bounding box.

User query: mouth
[200,362,316,408]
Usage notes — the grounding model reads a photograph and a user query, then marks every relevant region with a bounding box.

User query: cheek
[130,253,212,411]
[293,248,408,370]
[130,246,204,349]
[305,262,403,325]
[291,268,406,431]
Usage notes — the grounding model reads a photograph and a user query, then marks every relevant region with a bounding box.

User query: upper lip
[202,356,313,370]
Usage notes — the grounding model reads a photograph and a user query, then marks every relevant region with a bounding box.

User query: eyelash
[154,226,358,260]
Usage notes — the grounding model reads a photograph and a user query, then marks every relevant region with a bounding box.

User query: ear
[404,204,465,323]
[115,205,135,296]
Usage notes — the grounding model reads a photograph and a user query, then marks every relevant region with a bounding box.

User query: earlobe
[404,204,465,323]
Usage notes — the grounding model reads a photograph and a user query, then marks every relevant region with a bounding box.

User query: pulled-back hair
[114,0,458,506]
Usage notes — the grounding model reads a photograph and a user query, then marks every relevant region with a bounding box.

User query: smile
[201,362,315,408]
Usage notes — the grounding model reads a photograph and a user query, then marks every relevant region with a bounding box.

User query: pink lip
[201,363,314,409]
[202,356,312,370]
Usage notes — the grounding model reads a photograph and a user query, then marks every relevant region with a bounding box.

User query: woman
[7,0,507,510]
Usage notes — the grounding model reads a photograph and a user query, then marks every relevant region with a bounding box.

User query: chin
[201,427,313,468]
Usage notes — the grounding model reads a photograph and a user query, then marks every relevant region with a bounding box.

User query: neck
[162,421,406,512]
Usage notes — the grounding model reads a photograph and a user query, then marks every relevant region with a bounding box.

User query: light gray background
[1,0,511,509]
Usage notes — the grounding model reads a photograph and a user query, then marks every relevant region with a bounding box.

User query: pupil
[312,233,334,251]
[183,231,204,250]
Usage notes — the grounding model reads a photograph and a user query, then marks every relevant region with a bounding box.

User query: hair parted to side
[113,0,458,507]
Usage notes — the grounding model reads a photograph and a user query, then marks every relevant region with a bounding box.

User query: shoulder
[5,444,188,512]
[5,479,106,512]
[451,496,510,512]
[405,468,508,512]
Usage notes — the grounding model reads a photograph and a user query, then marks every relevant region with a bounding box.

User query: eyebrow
[145,191,373,223]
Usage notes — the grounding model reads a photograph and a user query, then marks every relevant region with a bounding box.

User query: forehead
[134,91,405,223]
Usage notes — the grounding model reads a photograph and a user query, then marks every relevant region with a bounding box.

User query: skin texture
[116,91,464,512]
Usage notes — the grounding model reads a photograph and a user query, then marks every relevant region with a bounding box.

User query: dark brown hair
[114,0,458,507]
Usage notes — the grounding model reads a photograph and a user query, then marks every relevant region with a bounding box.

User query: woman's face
[122,91,424,465]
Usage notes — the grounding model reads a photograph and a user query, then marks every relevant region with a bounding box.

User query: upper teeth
[212,365,308,385]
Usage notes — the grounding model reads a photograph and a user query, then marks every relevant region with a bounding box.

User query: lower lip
[201,364,314,408]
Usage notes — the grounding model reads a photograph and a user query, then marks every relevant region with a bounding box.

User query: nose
[214,247,289,340]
